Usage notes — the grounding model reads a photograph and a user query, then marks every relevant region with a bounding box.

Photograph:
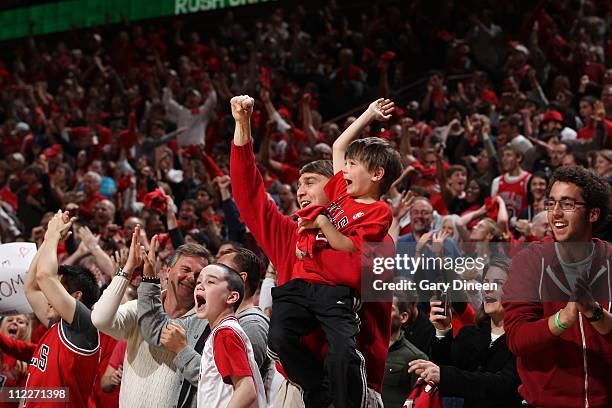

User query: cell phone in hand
[435,291,449,316]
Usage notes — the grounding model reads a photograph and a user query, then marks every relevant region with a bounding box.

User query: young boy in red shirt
[263,97,402,407]
[194,263,266,408]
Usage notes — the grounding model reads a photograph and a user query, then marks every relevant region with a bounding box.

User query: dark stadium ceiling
[0,0,62,12]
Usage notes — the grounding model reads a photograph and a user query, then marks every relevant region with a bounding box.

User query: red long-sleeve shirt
[230,140,391,392]
[0,332,36,362]
[502,240,612,408]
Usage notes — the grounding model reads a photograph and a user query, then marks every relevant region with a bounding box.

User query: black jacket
[402,308,435,357]
[432,324,522,408]
[382,334,429,408]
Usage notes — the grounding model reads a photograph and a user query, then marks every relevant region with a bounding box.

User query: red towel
[143,188,167,213]
[294,204,327,258]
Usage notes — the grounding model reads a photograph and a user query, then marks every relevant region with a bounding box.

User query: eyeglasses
[544,198,587,212]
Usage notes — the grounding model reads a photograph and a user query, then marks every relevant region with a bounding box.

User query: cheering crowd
[0,0,611,407]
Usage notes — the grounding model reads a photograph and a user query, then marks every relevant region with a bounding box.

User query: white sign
[0,243,36,315]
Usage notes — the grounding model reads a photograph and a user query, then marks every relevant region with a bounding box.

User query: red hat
[43,144,63,159]
[278,107,291,121]
[542,111,563,123]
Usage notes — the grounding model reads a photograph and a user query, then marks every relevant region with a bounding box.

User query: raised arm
[231,95,255,147]
[91,227,143,339]
[137,236,173,345]
[230,95,297,284]
[35,211,79,324]
[300,94,318,146]
[332,98,394,174]
[79,226,114,280]
[24,245,49,327]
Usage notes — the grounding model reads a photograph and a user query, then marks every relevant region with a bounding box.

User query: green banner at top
[0,0,275,42]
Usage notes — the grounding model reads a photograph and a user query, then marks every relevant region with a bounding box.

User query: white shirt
[197,316,266,408]
[163,88,217,147]
[509,134,533,155]
[92,278,196,408]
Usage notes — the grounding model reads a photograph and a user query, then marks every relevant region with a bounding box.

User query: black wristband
[141,276,160,284]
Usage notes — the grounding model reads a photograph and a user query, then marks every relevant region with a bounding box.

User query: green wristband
[555,311,568,331]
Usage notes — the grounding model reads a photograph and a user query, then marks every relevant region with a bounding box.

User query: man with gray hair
[80,171,105,220]
[91,199,116,236]
[92,227,211,408]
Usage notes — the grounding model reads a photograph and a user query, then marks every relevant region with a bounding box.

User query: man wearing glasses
[503,166,612,408]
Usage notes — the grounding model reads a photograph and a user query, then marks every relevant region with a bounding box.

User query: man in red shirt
[230,96,394,406]
[577,96,612,143]
[503,166,612,408]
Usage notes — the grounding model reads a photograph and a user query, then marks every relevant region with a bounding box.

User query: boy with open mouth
[194,263,266,408]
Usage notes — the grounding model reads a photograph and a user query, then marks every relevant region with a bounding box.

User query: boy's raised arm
[332,98,394,174]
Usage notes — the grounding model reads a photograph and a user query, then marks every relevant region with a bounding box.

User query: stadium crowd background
[0,0,611,407]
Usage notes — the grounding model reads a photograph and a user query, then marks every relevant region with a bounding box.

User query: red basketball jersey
[24,321,100,408]
[497,172,531,219]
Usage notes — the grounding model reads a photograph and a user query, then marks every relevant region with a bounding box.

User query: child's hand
[297,217,318,234]
[367,98,394,121]
[297,214,329,234]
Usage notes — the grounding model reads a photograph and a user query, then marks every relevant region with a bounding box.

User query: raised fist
[230,95,254,122]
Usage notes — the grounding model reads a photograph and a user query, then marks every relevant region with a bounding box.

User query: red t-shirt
[213,328,253,384]
[576,119,612,145]
[88,334,119,408]
[108,340,127,370]
[0,186,17,211]
[323,171,392,250]
[79,192,105,220]
[292,172,392,287]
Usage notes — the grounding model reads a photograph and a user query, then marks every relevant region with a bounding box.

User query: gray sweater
[137,283,209,408]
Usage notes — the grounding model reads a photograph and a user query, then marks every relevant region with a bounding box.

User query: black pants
[267,279,365,408]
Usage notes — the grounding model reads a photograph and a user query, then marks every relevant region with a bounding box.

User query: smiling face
[547,181,596,242]
[482,266,507,316]
[550,143,568,167]
[410,199,433,234]
[168,255,209,303]
[470,219,494,242]
[0,314,29,340]
[296,172,329,208]
[501,148,520,173]
[594,153,612,176]
[179,203,198,228]
[530,176,547,201]
[448,170,467,193]
[532,213,551,240]
[466,180,481,203]
[194,265,240,321]
[343,157,381,198]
